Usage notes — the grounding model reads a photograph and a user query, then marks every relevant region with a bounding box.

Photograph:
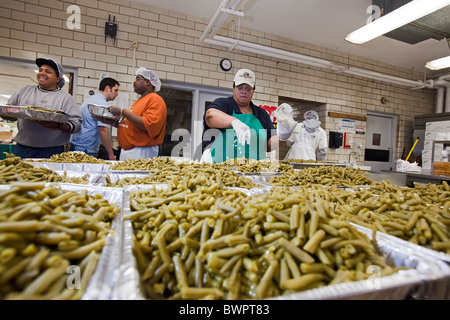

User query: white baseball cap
[234,69,255,87]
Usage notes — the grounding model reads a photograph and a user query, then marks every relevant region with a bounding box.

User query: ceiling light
[345,0,450,44]
[426,55,450,70]
[1,95,11,99]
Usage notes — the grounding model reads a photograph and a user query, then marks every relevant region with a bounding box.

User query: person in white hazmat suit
[276,105,327,161]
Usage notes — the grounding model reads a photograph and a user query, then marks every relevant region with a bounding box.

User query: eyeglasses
[235,85,253,93]
[135,77,146,81]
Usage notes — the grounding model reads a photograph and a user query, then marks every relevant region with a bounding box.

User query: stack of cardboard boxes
[422,121,450,174]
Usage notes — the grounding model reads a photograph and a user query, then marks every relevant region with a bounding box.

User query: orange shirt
[117,92,167,150]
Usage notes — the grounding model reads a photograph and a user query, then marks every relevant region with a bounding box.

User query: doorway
[157,81,231,158]
[364,111,398,172]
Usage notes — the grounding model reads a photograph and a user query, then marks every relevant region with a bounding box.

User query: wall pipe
[201,3,448,90]
[208,35,425,87]
[200,0,243,43]
[436,87,445,113]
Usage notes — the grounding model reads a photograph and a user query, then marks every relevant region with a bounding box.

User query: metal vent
[373,0,450,44]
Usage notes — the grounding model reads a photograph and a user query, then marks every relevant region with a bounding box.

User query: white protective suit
[284,110,327,161]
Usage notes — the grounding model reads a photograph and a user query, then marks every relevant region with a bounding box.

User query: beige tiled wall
[0,0,436,162]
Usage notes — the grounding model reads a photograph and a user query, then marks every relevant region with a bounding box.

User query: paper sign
[338,119,356,133]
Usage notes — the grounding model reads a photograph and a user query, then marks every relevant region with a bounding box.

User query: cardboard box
[426,121,450,132]
[423,130,449,142]
[423,141,444,151]
[422,159,432,170]
[422,150,443,160]
[433,162,450,177]
[0,131,12,141]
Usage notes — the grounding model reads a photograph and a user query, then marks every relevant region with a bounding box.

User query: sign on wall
[338,118,356,133]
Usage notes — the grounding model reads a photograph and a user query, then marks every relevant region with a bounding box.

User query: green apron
[211,111,267,163]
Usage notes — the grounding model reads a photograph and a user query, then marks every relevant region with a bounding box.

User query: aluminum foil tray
[116,184,450,300]
[350,224,450,299]
[282,161,348,170]
[27,161,112,172]
[108,170,155,174]
[98,172,155,186]
[0,105,69,123]
[235,171,283,176]
[116,185,271,299]
[351,223,450,265]
[88,104,121,126]
[248,175,275,185]
[0,183,124,300]
[54,170,104,185]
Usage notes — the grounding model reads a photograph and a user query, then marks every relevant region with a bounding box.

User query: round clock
[219,58,232,72]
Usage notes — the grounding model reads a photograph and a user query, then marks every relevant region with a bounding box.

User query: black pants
[13,143,65,159]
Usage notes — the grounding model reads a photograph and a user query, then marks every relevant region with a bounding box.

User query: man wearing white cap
[201,69,282,163]
[109,67,167,160]
[2,58,82,158]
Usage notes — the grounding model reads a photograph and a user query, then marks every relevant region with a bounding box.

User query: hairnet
[304,110,319,121]
[276,103,293,118]
[136,67,161,92]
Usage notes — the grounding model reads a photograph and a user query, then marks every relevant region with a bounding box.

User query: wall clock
[219,58,232,71]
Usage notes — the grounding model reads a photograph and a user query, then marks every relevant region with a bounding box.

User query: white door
[364,112,397,172]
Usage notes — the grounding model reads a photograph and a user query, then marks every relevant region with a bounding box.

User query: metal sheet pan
[0,105,70,123]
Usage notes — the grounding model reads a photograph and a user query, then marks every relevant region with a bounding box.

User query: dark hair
[99,77,120,91]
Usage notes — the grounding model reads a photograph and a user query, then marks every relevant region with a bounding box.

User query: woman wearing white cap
[109,67,167,160]
[201,69,294,163]
[2,58,82,159]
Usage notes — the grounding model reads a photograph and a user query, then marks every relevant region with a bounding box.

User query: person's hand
[37,120,59,129]
[278,119,298,141]
[108,106,124,117]
[231,119,251,145]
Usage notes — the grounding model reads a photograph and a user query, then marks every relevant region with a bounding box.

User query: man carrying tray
[1,58,82,159]
[70,77,120,160]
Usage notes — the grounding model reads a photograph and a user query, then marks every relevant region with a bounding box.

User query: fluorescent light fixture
[345,0,450,44]
[1,95,11,99]
[426,55,450,70]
